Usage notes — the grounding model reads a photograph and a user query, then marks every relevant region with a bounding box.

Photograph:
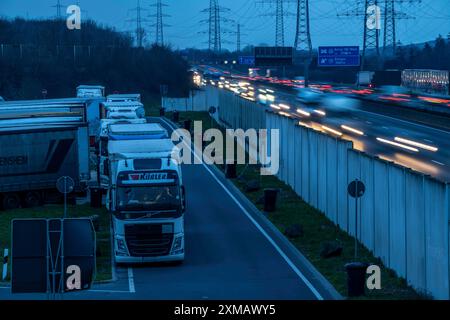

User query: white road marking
[161,118,324,301]
[432,160,445,166]
[89,289,133,294]
[424,139,434,143]
[128,268,136,293]
[359,109,450,136]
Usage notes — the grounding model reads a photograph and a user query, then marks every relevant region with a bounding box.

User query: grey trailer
[0,118,90,210]
[0,97,105,146]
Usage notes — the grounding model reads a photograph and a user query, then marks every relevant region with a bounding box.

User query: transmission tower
[362,0,380,68]
[275,0,285,46]
[52,0,64,19]
[258,0,295,47]
[150,0,170,46]
[129,0,148,48]
[294,0,312,54]
[200,0,232,53]
[237,23,241,53]
[339,0,420,68]
[383,0,396,54]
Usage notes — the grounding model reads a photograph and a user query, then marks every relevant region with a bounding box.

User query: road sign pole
[354,179,359,260]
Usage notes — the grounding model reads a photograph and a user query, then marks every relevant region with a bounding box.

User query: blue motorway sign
[318,46,360,67]
[238,56,255,66]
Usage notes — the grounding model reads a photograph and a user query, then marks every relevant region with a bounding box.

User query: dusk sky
[1,0,449,50]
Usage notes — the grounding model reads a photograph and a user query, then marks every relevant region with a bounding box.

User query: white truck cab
[100,101,145,120]
[107,94,141,103]
[107,139,185,264]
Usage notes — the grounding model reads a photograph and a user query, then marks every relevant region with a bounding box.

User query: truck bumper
[115,253,185,264]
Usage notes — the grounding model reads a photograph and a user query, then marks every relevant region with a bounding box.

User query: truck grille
[125,224,173,257]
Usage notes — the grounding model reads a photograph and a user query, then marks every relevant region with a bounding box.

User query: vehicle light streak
[322,126,343,136]
[296,109,311,117]
[394,137,438,152]
[341,125,364,136]
[313,110,326,116]
[376,138,419,152]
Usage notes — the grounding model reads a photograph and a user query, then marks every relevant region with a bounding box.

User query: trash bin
[225,163,237,179]
[345,262,368,297]
[90,187,102,208]
[172,111,180,122]
[184,119,192,131]
[264,188,279,212]
[159,108,165,117]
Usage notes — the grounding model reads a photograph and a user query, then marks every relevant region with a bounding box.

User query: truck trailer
[0,114,90,210]
[0,97,105,147]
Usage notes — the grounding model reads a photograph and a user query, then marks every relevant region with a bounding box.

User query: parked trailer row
[96,97,186,264]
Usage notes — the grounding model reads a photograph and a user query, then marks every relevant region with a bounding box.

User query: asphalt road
[0,117,337,300]
[273,90,450,182]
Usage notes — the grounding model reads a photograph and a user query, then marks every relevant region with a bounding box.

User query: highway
[0,118,338,301]
[199,66,450,182]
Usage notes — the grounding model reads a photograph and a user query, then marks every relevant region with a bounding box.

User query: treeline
[384,36,450,71]
[0,18,191,100]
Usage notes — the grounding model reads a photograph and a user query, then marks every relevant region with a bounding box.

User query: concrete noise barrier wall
[216,85,449,299]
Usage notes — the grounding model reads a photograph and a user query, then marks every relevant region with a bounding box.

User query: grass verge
[0,204,112,283]
[169,110,423,300]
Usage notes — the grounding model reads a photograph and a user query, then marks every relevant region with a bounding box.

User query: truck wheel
[2,193,21,211]
[24,191,41,208]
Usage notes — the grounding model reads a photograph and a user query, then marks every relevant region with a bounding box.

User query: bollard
[263,188,279,212]
[345,262,368,297]
[184,119,192,132]
[90,187,102,208]
[172,111,180,122]
[225,163,237,179]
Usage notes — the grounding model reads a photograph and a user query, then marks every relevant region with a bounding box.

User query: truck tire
[2,193,21,211]
[24,191,42,208]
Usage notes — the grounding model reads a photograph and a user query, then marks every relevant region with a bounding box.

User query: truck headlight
[171,235,184,254]
[116,238,128,255]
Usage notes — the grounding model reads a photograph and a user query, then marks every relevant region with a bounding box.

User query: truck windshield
[116,185,181,218]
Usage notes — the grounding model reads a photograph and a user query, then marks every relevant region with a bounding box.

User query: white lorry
[100,101,146,120]
[106,138,186,264]
[98,123,168,188]
[107,94,141,103]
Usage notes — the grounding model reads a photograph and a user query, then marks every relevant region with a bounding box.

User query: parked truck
[107,94,141,103]
[100,101,146,120]
[106,138,186,264]
[98,123,169,189]
[0,113,90,210]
